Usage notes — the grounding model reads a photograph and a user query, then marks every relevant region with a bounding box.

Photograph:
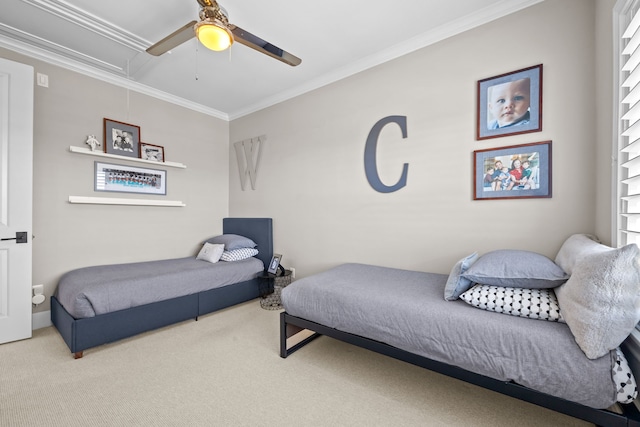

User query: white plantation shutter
[616,0,640,343]
[618,1,640,247]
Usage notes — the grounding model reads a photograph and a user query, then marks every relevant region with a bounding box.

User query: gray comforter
[281,263,618,409]
[56,257,263,318]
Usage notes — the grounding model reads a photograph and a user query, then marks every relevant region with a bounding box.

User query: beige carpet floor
[1,300,592,426]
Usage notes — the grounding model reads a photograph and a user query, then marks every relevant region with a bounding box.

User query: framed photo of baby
[477,64,542,140]
[473,140,552,200]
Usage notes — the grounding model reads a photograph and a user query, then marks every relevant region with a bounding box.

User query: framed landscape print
[473,140,551,200]
[477,64,542,140]
[103,118,140,158]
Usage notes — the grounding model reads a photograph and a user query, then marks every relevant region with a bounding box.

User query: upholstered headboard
[222,217,273,269]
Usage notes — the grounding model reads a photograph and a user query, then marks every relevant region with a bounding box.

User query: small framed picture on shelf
[140,142,165,162]
[103,118,140,158]
[267,253,282,275]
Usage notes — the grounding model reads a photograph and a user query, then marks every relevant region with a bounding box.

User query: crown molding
[4,0,543,121]
[0,34,229,120]
[22,0,150,51]
[227,0,544,119]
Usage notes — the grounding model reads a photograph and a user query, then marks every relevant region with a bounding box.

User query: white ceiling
[0,0,541,120]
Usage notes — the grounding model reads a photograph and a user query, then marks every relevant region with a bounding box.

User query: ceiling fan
[146,0,301,67]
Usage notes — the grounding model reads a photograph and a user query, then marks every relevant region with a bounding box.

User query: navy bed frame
[280,312,640,427]
[51,217,273,358]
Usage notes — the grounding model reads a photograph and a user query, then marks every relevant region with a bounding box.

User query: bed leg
[280,312,321,358]
[73,351,83,359]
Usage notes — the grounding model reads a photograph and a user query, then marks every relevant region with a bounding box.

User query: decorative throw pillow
[196,243,225,264]
[205,234,257,251]
[461,249,568,289]
[444,252,479,301]
[614,347,638,404]
[554,233,605,275]
[459,284,563,322]
[555,243,640,359]
[220,247,259,262]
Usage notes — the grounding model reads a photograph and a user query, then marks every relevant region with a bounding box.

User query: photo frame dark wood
[477,64,542,140]
[103,118,140,158]
[473,140,552,200]
[139,142,165,162]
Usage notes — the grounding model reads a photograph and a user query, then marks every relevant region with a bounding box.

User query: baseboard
[33,310,52,330]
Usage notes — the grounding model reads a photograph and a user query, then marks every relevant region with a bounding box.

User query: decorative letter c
[364,115,408,193]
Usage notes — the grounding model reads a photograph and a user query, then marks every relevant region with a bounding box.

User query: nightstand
[259,269,292,310]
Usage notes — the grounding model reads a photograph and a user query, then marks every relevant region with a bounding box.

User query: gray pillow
[444,252,478,301]
[461,249,568,289]
[555,241,640,359]
[205,234,256,251]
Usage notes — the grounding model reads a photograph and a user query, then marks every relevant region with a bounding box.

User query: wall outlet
[33,284,44,295]
[290,267,295,278]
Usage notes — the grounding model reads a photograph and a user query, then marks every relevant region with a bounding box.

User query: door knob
[1,232,27,243]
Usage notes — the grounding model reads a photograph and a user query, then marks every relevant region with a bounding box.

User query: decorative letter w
[234,135,265,191]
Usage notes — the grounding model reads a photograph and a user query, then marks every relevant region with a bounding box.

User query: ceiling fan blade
[146,21,198,56]
[229,25,301,67]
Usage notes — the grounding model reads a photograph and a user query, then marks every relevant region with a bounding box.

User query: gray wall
[229,0,605,278]
[0,47,230,313]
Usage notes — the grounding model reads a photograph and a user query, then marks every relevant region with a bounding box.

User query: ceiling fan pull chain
[195,43,199,81]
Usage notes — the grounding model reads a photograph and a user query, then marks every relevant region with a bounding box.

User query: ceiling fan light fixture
[195,19,234,51]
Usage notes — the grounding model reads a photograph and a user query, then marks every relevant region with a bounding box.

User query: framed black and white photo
[473,140,551,200]
[139,142,165,162]
[477,64,542,140]
[103,118,140,158]
[267,253,282,275]
[95,161,166,195]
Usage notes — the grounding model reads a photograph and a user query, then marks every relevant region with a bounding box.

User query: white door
[0,58,34,344]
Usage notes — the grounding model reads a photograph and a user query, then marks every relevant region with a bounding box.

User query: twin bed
[51,217,273,358]
[280,235,640,427]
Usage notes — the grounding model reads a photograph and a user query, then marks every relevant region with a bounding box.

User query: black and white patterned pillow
[220,248,259,262]
[459,284,563,322]
[614,347,638,404]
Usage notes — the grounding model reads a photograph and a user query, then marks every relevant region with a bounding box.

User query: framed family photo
[140,142,165,162]
[473,140,551,200]
[94,161,167,195]
[103,118,140,158]
[477,64,542,140]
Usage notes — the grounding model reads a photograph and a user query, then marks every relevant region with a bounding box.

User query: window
[615,0,640,350]
[616,0,640,248]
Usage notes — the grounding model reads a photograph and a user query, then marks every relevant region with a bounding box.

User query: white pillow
[460,284,563,322]
[555,243,640,359]
[614,347,638,404]
[554,233,605,275]
[196,243,225,264]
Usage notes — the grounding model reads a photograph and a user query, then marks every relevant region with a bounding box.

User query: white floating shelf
[69,196,185,207]
[69,146,186,169]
